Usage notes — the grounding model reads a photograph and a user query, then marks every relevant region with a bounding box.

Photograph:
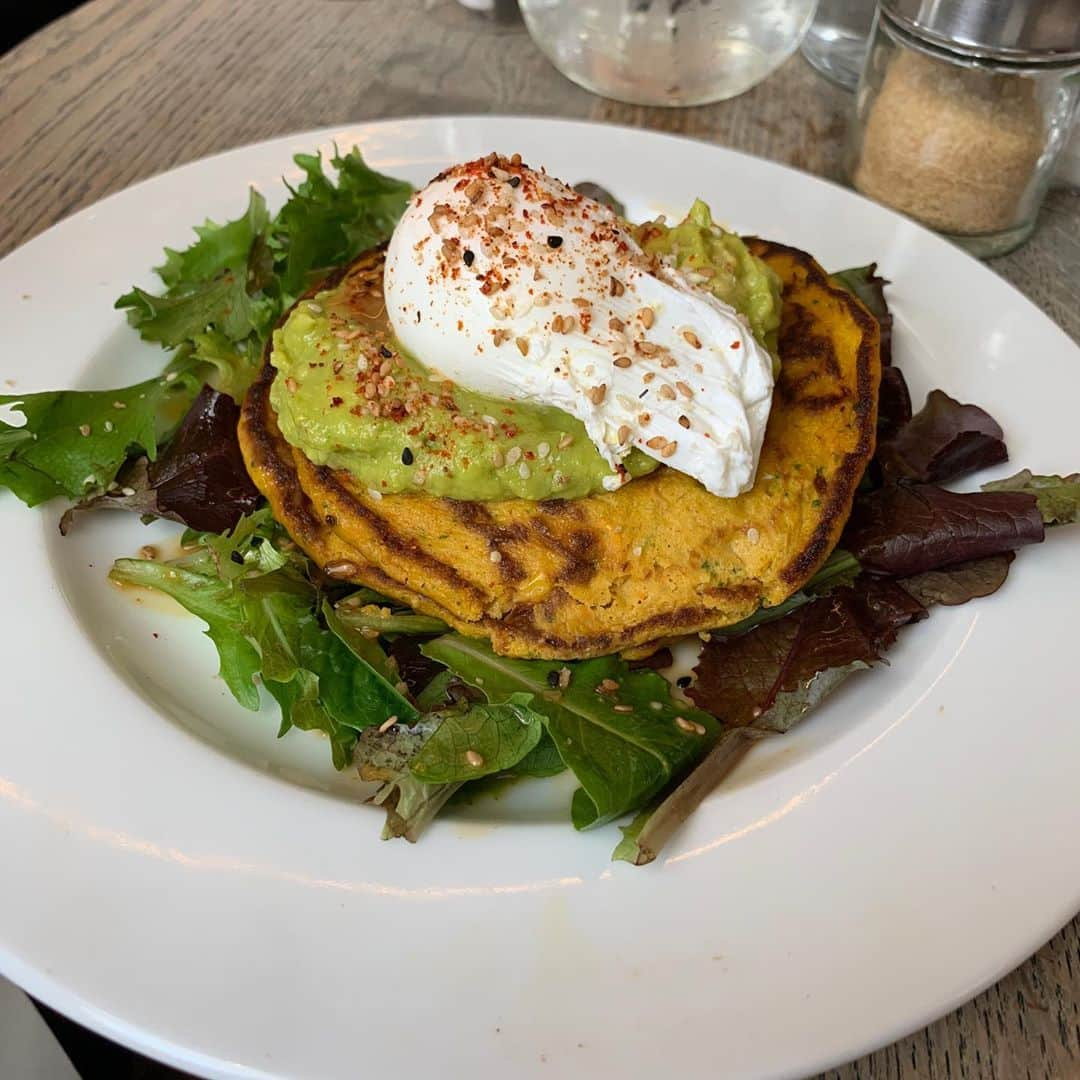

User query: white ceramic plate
[1,118,1078,1080]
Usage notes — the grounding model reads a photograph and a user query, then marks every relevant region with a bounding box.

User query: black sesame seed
[547,235,563,248]
[401,447,414,466]
[546,670,560,688]
[463,249,475,267]
[676,675,692,688]
[379,344,393,359]
[250,535,264,548]
[509,175,521,188]
[229,551,244,565]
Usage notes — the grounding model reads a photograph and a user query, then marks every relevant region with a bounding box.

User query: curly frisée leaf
[110,511,416,768]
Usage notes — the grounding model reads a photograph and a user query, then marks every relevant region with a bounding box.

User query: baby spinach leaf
[982,470,1080,526]
[0,371,197,506]
[422,635,719,829]
[410,695,543,783]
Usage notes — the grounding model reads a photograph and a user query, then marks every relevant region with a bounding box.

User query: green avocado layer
[270,200,781,501]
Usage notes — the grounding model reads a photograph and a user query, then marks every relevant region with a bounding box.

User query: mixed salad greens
[2,149,1077,864]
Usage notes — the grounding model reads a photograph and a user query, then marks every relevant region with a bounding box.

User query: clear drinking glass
[519,0,821,107]
[800,0,877,89]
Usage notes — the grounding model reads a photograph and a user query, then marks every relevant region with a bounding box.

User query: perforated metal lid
[881,0,1080,64]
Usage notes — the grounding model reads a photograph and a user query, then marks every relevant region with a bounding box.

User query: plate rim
[1,114,1078,1080]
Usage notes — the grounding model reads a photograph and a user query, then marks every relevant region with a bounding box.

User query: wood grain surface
[2,2,1078,1077]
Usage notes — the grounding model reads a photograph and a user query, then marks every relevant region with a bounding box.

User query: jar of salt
[848,0,1080,257]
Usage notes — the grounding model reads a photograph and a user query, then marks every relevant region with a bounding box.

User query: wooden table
[2,2,1077,1077]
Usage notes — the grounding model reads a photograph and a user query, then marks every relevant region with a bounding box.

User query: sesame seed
[506,446,522,466]
[164,371,178,382]
[378,715,399,734]
[610,276,625,297]
[661,440,678,458]
[676,382,694,399]
[636,341,660,357]
[613,704,634,713]
[547,235,563,248]
[614,356,632,369]
[658,385,676,401]
[588,383,607,405]
[412,470,426,486]
[516,337,529,356]
[465,749,485,768]
[599,678,620,693]
[78,424,91,436]
[639,412,651,426]
[285,377,298,393]
[112,400,126,410]
[617,424,630,444]
[747,527,760,543]
[609,317,624,332]
[490,550,503,564]
[751,706,763,718]
[492,328,511,346]
[638,307,655,329]
[307,301,323,314]
[518,461,531,479]
[491,447,504,468]
[646,436,666,450]
[631,545,643,557]
[642,372,655,383]
[537,441,550,458]
[324,561,358,579]
[558,667,572,688]
[557,433,574,450]
[678,414,691,428]
[103,420,114,433]
[649,701,664,711]
[675,716,706,735]
[681,329,702,349]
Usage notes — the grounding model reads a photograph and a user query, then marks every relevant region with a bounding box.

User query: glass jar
[519,0,820,108]
[848,2,1080,257]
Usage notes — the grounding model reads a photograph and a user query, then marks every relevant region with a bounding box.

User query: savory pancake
[239,241,880,659]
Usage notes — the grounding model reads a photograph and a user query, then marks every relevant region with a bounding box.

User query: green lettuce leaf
[982,470,1080,526]
[422,635,719,829]
[273,147,414,298]
[410,694,544,783]
[0,372,197,505]
[109,511,416,767]
[354,720,462,842]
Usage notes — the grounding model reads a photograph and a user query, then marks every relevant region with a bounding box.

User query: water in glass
[520,0,820,106]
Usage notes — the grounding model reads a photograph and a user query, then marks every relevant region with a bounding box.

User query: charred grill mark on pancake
[492,586,761,655]
[524,516,601,585]
[746,240,879,586]
[311,465,491,601]
[444,500,527,583]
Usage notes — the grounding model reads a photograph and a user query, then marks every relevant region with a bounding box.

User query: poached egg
[384,155,774,498]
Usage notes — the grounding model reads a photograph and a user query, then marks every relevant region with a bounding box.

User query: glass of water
[800,0,876,89]
[519,0,821,107]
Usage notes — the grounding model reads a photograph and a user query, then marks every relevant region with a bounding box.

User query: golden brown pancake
[239,240,880,659]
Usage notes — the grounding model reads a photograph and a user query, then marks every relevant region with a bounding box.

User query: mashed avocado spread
[270,201,782,501]
[635,200,783,368]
